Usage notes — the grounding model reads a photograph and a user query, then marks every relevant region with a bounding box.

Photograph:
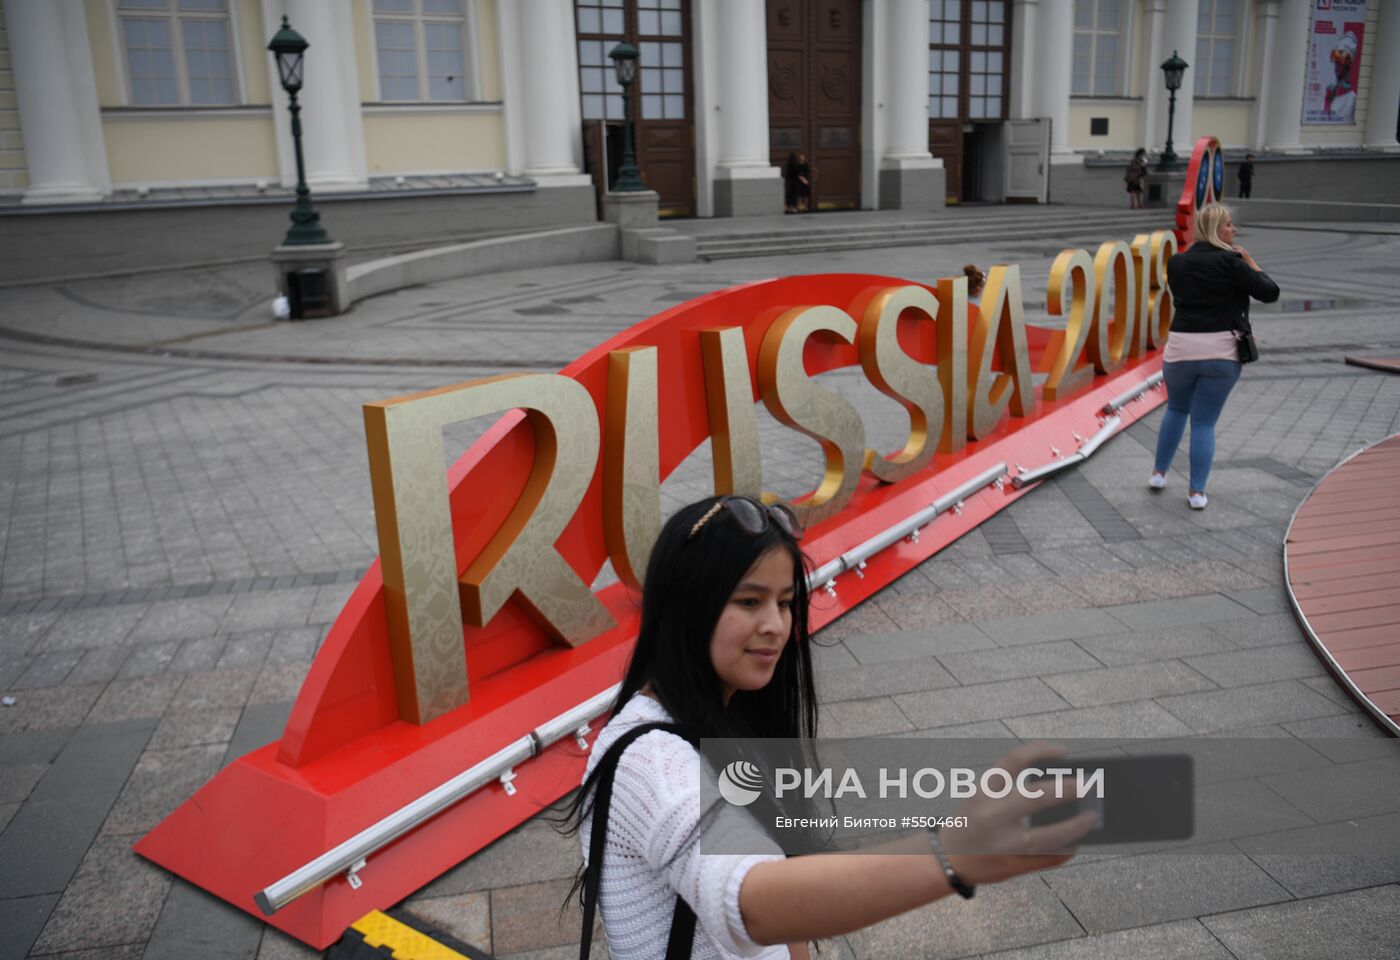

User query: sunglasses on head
[687,496,804,542]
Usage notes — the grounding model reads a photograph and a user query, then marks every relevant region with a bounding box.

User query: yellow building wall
[364,111,506,174]
[352,0,376,102]
[1069,102,1142,150]
[476,0,502,102]
[236,0,271,105]
[0,0,27,192]
[1193,101,1253,148]
[1301,2,1380,146]
[104,116,279,184]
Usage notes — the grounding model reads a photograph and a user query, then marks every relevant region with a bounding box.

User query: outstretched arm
[737,745,1097,945]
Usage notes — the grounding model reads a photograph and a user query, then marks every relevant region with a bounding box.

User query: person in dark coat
[784,152,812,213]
[1124,149,1148,209]
[1238,154,1255,199]
[1150,204,1279,510]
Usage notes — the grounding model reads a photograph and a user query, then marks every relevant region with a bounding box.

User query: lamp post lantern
[608,41,646,192]
[1158,50,1189,171]
[268,16,331,245]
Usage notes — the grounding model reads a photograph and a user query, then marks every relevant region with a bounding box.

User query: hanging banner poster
[1303,0,1366,124]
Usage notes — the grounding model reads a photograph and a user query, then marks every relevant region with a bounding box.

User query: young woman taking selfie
[566,496,1098,959]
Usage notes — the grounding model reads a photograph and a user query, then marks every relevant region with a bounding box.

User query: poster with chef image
[1303,0,1366,124]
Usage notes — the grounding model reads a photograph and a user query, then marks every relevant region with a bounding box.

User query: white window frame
[109,0,246,108]
[1195,0,1247,99]
[368,0,482,104]
[1071,0,1131,98]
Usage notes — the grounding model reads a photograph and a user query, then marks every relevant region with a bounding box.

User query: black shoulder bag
[580,721,698,960]
[1232,314,1259,364]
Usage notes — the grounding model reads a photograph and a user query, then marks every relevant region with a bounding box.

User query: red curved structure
[1285,433,1400,737]
[136,264,1171,947]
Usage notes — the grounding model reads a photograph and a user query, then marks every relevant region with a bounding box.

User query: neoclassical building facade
[1,0,1397,219]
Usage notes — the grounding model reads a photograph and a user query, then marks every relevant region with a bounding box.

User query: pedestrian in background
[1150,204,1279,510]
[1238,154,1255,199]
[1124,149,1148,209]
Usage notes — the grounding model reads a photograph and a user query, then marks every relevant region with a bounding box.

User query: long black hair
[559,496,826,904]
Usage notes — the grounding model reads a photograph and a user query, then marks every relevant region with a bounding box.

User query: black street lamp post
[268,16,331,245]
[1158,50,1189,171]
[608,41,646,192]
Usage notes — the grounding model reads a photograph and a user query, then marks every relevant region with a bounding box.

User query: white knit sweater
[581,695,789,960]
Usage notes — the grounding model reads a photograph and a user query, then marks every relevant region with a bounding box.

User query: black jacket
[1166,244,1279,334]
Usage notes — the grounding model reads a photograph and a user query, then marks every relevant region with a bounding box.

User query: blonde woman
[1150,204,1278,509]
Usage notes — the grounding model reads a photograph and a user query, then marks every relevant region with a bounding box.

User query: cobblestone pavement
[1,209,1399,959]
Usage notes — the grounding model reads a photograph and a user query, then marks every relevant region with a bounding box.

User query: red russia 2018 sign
[136,139,1224,949]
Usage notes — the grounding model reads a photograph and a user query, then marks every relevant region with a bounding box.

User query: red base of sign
[135,356,1164,948]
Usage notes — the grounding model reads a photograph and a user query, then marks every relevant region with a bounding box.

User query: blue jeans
[1154,359,1242,492]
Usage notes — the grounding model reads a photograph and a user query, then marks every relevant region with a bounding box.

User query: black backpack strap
[580,720,698,960]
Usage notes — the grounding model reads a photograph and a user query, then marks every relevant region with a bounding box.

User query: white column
[1038,0,1074,159]
[1140,0,1167,150]
[1250,1,1281,150]
[1160,0,1198,156]
[280,0,367,190]
[518,0,589,182]
[5,0,109,203]
[883,0,933,161]
[1262,0,1309,152]
[1008,0,1039,120]
[713,0,772,170]
[1364,0,1400,150]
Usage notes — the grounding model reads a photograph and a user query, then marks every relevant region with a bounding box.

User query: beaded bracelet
[925,828,976,900]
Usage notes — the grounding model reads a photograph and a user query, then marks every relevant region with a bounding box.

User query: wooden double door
[766,0,862,210]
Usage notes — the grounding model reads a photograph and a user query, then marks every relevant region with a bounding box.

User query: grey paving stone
[0,726,74,765]
[977,918,1234,960]
[1157,680,1348,733]
[0,761,47,804]
[255,927,324,959]
[0,794,112,898]
[1042,845,1290,934]
[101,743,224,836]
[85,674,184,724]
[11,649,82,690]
[217,587,317,633]
[0,611,60,656]
[1183,644,1326,687]
[1043,660,1218,707]
[1237,812,1400,898]
[843,874,1084,960]
[31,606,145,653]
[169,636,227,673]
[114,639,181,678]
[29,833,172,954]
[893,678,1069,730]
[1206,613,1304,648]
[1075,625,1237,667]
[818,696,914,737]
[148,707,242,751]
[30,718,156,805]
[841,624,995,664]
[0,893,60,960]
[223,700,294,766]
[142,879,264,960]
[1259,757,1400,824]
[66,645,132,684]
[1103,594,1256,631]
[265,627,321,664]
[1201,884,1400,960]
[1004,701,1196,740]
[939,641,1103,685]
[1223,585,1290,616]
[170,667,259,712]
[974,608,1127,646]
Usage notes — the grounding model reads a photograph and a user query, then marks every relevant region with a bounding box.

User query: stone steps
[694,211,1167,260]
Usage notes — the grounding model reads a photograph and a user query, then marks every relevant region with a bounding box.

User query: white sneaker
[1188,492,1208,510]
[1148,473,1167,490]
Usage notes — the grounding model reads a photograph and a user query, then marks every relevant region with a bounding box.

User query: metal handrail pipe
[1102,372,1162,414]
[1076,415,1123,458]
[805,462,1008,589]
[1011,454,1084,489]
[532,683,622,749]
[256,683,623,916]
